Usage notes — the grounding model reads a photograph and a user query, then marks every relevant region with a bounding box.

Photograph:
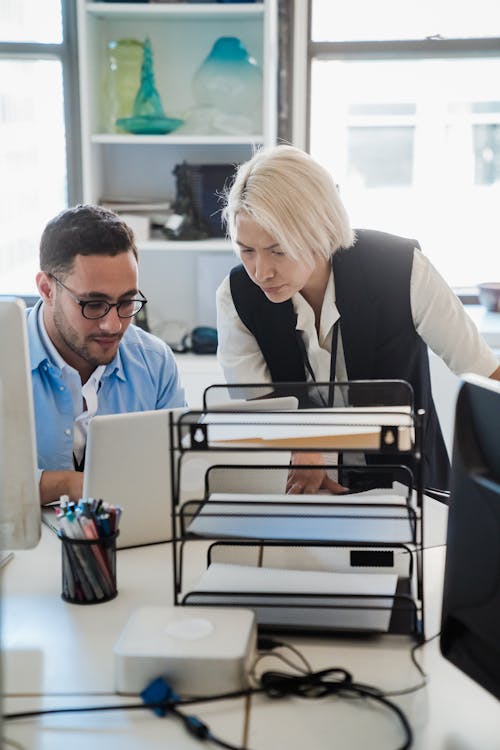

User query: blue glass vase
[192,36,262,134]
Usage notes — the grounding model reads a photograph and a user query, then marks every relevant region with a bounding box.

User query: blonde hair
[222,145,354,266]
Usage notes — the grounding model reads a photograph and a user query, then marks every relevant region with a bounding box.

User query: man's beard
[52,307,121,369]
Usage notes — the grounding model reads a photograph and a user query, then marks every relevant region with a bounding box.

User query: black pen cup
[59,531,119,604]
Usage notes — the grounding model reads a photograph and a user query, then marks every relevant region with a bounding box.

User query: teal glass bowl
[115,115,184,135]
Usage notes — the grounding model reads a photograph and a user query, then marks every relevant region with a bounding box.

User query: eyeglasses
[50,274,147,320]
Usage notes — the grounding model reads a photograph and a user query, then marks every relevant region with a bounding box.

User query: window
[0,0,80,294]
[297,0,500,288]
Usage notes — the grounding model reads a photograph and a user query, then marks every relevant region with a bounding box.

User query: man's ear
[36,271,53,303]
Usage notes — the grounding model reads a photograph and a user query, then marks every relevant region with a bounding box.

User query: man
[28,204,186,505]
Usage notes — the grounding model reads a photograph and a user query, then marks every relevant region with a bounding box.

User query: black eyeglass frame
[49,274,147,320]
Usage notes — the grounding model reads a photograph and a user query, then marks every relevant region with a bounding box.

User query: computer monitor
[440,373,500,700]
[0,298,40,550]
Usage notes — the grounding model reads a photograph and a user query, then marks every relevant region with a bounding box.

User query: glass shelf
[85,2,264,22]
[91,133,265,145]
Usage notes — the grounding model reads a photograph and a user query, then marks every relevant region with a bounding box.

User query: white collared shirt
[38,306,105,464]
[216,249,499,385]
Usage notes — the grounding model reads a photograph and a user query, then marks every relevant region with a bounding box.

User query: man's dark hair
[39,204,138,275]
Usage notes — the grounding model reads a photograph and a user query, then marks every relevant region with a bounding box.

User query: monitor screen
[0,298,40,550]
[440,373,500,700]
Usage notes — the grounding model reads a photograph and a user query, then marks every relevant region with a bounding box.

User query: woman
[216,145,500,493]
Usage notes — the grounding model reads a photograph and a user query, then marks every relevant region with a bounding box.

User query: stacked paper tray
[183,562,399,633]
[198,406,415,451]
[185,492,418,544]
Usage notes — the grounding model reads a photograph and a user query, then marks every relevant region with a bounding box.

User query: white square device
[114,605,256,697]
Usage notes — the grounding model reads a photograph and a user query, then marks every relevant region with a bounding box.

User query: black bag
[175,326,218,355]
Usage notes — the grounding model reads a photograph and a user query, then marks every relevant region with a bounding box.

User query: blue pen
[80,498,92,518]
[98,513,111,537]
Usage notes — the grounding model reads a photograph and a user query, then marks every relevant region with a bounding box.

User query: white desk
[2,525,499,750]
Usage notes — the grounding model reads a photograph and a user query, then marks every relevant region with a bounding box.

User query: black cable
[4,673,411,749]
[168,704,245,750]
[4,631,441,750]
[383,632,441,698]
[256,668,412,749]
[181,666,413,750]
[4,703,151,721]
[257,637,312,670]
[5,637,428,750]
[251,636,313,680]
[3,701,248,750]
[12,632,434,718]
[410,632,441,675]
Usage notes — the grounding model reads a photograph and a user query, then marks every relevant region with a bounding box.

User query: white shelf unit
[76,1,278,243]
[76,0,278,326]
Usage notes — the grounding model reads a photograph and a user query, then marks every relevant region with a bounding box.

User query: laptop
[40,408,185,549]
[42,397,297,549]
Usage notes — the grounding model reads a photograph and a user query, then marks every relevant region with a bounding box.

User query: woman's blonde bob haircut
[222,145,355,266]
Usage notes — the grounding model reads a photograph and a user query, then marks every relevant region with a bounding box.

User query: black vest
[229,229,450,492]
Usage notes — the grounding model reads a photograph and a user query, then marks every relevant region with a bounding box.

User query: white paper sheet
[186,492,417,543]
[185,562,398,632]
[202,406,414,450]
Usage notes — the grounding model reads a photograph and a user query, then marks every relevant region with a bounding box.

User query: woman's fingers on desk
[286,452,349,495]
[286,470,349,494]
[320,475,350,494]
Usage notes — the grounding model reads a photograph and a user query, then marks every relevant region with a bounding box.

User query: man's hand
[39,470,84,506]
[286,452,349,495]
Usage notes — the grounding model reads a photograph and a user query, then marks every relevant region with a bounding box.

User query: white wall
[139,249,236,334]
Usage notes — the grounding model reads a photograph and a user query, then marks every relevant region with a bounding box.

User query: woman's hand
[286,452,349,494]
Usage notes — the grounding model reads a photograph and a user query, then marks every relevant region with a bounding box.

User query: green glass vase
[104,38,143,133]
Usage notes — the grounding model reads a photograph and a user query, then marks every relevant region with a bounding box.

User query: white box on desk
[114,605,256,697]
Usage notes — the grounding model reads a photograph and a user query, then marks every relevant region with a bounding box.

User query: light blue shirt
[36,304,106,464]
[27,300,186,472]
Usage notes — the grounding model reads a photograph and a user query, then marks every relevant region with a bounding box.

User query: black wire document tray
[178,413,416,456]
[182,494,418,544]
[171,380,425,641]
[184,562,400,634]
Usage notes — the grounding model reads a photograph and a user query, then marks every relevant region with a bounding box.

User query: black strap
[295,319,340,408]
[328,321,339,407]
[73,449,85,472]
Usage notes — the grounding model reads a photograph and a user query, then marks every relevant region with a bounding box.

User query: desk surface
[2,524,499,750]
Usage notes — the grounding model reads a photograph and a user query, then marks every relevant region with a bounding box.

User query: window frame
[291,0,500,296]
[0,0,82,206]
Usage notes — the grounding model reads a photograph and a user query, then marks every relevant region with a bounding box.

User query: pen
[56,495,121,602]
[0,552,15,570]
[59,516,104,600]
[77,513,115,596]
[96,512,111,537]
